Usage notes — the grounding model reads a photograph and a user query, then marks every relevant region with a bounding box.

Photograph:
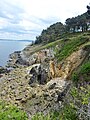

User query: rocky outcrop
[7,51,22,68]
[0,40,90,119]
[27,64,48,85]
[0,66,8,74]
[45,78,70,102]
[54,47,89,79]
[0,66,70,119]
[0,66,9,77]
[23,78,70,118]
[7,47,55,68]
[49,60,56,78]
[20,48,55,65]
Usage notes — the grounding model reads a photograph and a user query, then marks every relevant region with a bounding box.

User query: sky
[0,0,89,40]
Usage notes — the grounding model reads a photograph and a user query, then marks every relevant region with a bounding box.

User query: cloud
[0,1,24,23]
[0,0,89,40]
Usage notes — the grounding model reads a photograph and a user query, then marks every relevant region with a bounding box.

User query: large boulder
[28,64,48,85]
[45,78,70,101]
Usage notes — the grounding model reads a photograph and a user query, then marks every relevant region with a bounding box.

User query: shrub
[72,61,90,83]
[72,72,79,82]
[80,62,90,74]
[0,101,28,120]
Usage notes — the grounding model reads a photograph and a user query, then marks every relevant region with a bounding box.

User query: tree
[35,22,65,44]
[87,5,90,15]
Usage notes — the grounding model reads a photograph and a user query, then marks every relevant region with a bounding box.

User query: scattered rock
[0,42,89,119]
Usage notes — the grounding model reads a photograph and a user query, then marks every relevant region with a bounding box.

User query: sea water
[0,40,31,66]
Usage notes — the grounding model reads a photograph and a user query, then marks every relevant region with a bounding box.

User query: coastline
[0,41,32,77]
[0,40,32,67]
[0,32,90,119]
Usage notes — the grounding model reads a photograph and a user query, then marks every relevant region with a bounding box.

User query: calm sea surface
[0,40,31,66]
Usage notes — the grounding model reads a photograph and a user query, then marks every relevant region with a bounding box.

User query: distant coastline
[0,39,33,42]
[0,40,32,66]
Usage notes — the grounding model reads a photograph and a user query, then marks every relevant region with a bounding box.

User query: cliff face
[55,48,88,79]
[0,32,90,119]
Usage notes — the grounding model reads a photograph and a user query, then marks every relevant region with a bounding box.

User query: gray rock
[0,66,9,75]
[29,64,48,85]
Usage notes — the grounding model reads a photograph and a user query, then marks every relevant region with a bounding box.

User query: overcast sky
[0,0,89,40]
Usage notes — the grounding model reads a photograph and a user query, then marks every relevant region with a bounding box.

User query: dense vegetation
[35,22,65,44]
[87,5,90,15]
[0,101,28,120]
[72,61,90,83]
[35,7,90,44]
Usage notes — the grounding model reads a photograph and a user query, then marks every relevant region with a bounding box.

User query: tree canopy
[35,22,65,44]
[35,8,90,44]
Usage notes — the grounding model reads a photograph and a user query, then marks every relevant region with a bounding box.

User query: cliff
[0,32,90,119]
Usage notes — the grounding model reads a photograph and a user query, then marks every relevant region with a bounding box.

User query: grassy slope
[27,32,90,61]
[32,32,90,120]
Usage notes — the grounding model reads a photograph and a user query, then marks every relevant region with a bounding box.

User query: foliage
[68,85,90,120]
[65,12,90,33]
[80,61,90,74]
[35,22,65,44]
[87,5,90,16]
[55,35,89,61]
[72,61,90,83]
[32,105,77,120]
[70,59,90,119]
[34,10,90,44]
[71,72,79,82]
[0,101,28,120]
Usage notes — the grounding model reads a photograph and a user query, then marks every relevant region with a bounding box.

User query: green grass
[72,61,90,83]
[31,105,77,120]
[80,61,90,74]
[0,101,28,120]
[55,35,89,61]
[24,32,90,59]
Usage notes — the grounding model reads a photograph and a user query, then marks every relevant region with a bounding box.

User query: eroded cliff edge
[0,32,90,119]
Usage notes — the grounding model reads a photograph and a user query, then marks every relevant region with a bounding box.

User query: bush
[72,61,90,83]
[0,101,28,120]
[72,72,79,82]
[80,62,90,74]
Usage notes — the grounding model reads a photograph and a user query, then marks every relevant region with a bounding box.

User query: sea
[0,40,32,66]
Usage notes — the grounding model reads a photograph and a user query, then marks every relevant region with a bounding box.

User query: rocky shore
[0,38,90,119]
